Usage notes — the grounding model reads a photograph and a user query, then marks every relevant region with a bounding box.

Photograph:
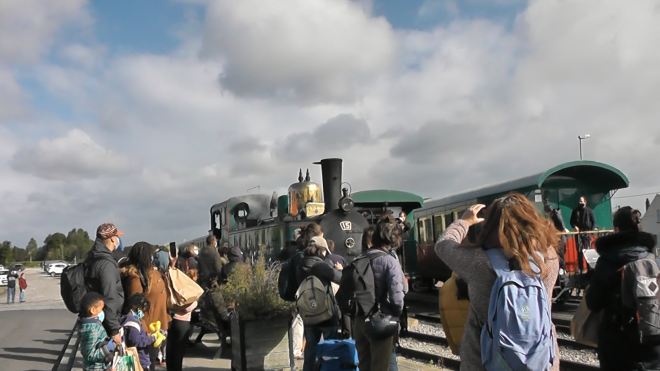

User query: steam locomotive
[208,158,371,263]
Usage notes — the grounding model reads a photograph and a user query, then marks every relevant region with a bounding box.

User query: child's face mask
[133,309,145,320]
[97,311,105,323]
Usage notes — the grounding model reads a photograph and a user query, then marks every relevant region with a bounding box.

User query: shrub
[210,248,294,321]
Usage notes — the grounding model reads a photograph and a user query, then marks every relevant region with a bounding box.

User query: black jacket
[84,240,125,337]
[570,206,596,231]
[197,246,223,289]
[585,231,660,370]
[549,208,568,232]
[296,254,342,327]
[220,247,247,283]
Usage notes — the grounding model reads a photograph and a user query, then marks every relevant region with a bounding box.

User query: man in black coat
[570,196,596,273]
[197,235,223,289]
[85,223,125,347]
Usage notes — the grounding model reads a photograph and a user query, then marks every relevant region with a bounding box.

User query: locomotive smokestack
[314,158,342,213]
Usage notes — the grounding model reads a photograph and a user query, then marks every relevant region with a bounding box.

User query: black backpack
[336,250,386,317]
[60,261,89,314]
[621,253,660,345]
[278,250,303,302]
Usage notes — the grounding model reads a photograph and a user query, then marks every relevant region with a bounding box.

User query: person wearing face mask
[84,223,126,349]
[112,236,128,263]
[570,196,596,273]
[197,235,224,289]
[121,293,164,371]
[120,241,171,369]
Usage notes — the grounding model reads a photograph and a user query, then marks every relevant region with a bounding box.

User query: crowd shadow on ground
[0,346,60,366]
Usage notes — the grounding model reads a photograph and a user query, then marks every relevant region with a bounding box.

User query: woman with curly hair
[121,242,171,370]
[434,193,560,371]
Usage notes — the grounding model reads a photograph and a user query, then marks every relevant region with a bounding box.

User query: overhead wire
[612,191,660,199]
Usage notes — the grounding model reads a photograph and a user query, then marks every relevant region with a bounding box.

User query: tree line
[0,228,97,265]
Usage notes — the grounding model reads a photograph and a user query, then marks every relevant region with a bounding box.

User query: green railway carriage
[407,160,630,286]
[351,189,424,276]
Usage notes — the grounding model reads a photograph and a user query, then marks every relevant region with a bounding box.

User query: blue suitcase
[315,339,359,370]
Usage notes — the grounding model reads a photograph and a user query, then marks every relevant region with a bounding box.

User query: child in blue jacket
[121,294,162,370]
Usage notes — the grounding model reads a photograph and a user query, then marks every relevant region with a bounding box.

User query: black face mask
[578,203,585,208]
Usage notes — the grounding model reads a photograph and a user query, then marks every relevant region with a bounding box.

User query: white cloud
[60,44,106,70]
[2,0,660,249]
[0,0,90,65]
[11,129,139,180]
[0,68,28,120]
[200,0,397,104]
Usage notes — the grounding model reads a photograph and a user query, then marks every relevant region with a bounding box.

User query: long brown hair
[476,193,559,277]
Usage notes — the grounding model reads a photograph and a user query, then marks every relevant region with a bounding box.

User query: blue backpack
[480,249,556,371]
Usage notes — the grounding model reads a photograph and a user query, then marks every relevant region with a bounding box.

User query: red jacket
[18,277,27,290]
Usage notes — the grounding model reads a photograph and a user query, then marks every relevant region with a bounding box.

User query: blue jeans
[390,345,398,371]
[303,326,337,371]
[19,289,25,302]
[6,287,15,303]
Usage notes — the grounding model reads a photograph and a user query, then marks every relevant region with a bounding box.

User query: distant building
[641,194,660,242]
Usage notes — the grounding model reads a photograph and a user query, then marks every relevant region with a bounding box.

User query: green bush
[210,250,294,321]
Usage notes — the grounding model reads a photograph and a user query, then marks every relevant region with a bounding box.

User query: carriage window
[221,207,227,226]
[445,212,455,226]
[418,218,433,244]
[433,215,444,241]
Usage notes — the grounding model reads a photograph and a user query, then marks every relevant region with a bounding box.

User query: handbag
[570,294,603,347]
[165,266,204,308]
[112,342,139,371]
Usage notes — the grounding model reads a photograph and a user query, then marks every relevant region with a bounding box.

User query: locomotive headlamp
[339,197,354,213]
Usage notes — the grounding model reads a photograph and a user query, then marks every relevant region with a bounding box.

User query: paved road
[1,268,66,311]
[0,268,76,371]
[0,309,75,371]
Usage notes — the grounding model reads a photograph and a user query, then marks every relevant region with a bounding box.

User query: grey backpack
[296,275,336,326]
[621,253,660,345]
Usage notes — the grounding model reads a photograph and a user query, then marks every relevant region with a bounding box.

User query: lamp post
[578,134,590,160]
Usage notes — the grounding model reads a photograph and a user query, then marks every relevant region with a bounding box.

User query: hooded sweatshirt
[220,246,247,283]
[586,231,660,370]
[85,239,125,336]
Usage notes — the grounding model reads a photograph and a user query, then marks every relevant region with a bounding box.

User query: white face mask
[193,248,199,256]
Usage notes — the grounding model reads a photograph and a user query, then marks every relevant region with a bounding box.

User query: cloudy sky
[1,0,658,247]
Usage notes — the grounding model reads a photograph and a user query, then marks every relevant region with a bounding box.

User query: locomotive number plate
[340,221,352,231]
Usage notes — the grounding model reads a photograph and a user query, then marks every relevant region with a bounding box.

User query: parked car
[47,263,68,277]
[0,265,4,271]
[43,260,68,273]
[0,270,8,286]
[8,264,25,272]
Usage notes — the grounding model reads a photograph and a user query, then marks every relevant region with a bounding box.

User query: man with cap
[85,222,126,346]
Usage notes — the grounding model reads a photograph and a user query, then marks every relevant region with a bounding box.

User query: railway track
[410,313,595,350]
[397,344,599,371]
[399,330,599,371]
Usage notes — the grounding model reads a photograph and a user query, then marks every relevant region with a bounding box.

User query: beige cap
[310,236,331,255]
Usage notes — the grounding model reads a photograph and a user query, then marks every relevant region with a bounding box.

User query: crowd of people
[73,193,660,371]
[437,196,660,371]
[75,223,244,371]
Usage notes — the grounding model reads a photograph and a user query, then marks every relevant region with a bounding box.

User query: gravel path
[406,321,600,367]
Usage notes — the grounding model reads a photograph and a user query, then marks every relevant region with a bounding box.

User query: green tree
[26,238,38,261]
[66,228,93,259]
[12,247,28,261]
[0,241,14,265]
[44,233,67,260]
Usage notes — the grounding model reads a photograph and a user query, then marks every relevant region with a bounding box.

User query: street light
[578,134,590,160]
